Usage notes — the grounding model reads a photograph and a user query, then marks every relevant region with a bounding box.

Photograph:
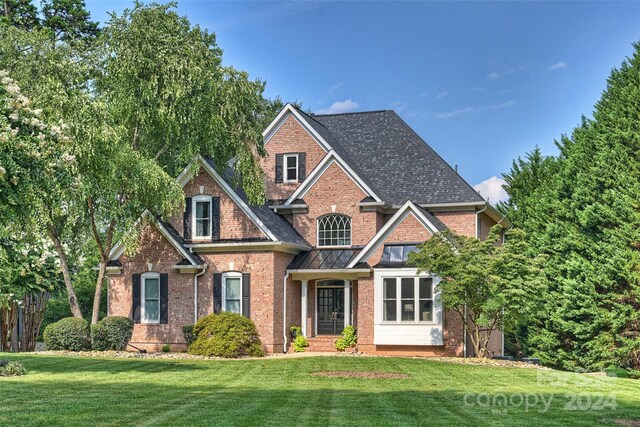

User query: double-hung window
[284,154,298,183]
[223,272,242,314]
[382,276,433,323]
[141,272,160,324]
[192,195,212,239]
[317,214,352,247]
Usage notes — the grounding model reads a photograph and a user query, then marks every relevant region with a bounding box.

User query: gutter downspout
[194,267,207,323]
[282,271,290,353]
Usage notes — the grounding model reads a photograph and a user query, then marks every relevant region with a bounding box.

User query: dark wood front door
[317,287,344,335]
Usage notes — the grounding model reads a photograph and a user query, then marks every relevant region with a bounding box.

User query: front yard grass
[1,353,639,426]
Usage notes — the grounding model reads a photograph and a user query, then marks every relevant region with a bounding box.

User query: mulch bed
[312,371,409,379]
[613,420,640,427]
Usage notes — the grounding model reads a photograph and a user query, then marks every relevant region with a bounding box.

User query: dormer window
[192,195,212,238]
[284,154,298,183]
[275,153,306,183]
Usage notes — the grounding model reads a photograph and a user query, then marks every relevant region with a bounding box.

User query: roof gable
[347,201,447,268]
[263,104,331,152]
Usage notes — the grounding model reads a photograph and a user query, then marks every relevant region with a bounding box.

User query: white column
[344,280,351,326]
[301,280,309,337]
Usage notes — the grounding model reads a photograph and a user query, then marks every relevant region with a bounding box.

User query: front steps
[305,335,341,352]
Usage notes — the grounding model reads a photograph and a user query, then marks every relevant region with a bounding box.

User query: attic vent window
[317,214,351,247]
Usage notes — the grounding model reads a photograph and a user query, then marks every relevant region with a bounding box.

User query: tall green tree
[408,227,545,358]
[41,0,99,42]
[1,0,39,30]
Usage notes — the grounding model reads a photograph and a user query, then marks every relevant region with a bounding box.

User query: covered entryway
[316,282,345,335]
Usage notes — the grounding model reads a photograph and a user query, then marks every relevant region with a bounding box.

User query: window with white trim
[223,272,242,314]
[284,154,298,183]
[142,272,160,324]
[382,277,433,322]
[192,195,212,238]
[317,214,351,247]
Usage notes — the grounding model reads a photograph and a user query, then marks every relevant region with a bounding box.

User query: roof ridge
[311,109,392,117]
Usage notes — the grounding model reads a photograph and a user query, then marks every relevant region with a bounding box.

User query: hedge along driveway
[1,354,640,426]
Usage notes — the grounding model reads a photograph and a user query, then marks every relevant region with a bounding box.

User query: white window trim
[316,214,352,248]
[221,272,243,315]
[141,272,160,324]
[380,274,436,325]
[192,195,213,240]
[283,153,299,183]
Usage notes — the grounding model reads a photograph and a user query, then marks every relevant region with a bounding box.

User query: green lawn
[1,353,639,426]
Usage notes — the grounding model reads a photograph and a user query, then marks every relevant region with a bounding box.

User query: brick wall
[261,114,327,202]
[292,162,378,247]
[434,210,476,238]
[168,165,266,241]
[109,223,194,352]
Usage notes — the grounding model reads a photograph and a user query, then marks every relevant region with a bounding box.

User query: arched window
[317,214,351,247]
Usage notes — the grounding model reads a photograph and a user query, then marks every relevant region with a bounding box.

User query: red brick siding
[168,165,265,241]
[434,210,476,238]
[367,212,433,267]
[108,223,194,352]
[292,162,378,246]
[478,211,498,240]
[261,114,327,202]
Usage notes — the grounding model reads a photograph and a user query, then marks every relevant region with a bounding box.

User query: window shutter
[298,153,306,182]
[160,274,169,324]
[212,197,220,240]
[132,274,141,324]
[213,273,222,314]
[242,273,250,318]
[275,154,283,183]
[183,197,192,240]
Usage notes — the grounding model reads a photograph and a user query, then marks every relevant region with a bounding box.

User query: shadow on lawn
[1,376,639,426]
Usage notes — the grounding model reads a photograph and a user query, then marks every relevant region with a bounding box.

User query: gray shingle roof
[207,159,311,248]
[301,109,484,205]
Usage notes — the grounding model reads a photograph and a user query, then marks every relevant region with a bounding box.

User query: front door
[317,287,344,335]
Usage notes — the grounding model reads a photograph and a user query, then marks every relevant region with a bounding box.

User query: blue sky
[86,1,640,203]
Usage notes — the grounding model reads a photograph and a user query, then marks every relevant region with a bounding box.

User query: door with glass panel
[317,287,344,335]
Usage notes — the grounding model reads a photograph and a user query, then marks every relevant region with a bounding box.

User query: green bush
[43,317,90,351]
[335,325,357,351]
[161,344,171,353]
[182,324,196,346]
[293,335,309,352]
[90,316,134,351]
[188,312,264,358]
[0,360,27,376]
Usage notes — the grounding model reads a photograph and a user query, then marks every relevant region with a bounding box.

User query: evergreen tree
[0,0,40,30]
[41,0,99,42]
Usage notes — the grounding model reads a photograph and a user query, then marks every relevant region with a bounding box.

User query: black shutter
[298,153,306,182]
[212,197,220,240]
[213,273,222,314]
[132,274,141,324]
[183,197,192,241]
[275,154,283,183]
[160,274,169,324]
[242,273,250,318]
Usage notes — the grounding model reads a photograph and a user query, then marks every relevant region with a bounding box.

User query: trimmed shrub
[293,335,309,352]
[161,344,171,353]
[91,316,134,351]
[182,324,196,346]
[43,317,90,351]
[335,325,357,351]
[188,312,264,358]
[0,361,26,376]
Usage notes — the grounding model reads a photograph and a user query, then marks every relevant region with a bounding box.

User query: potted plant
[290,325,302,340]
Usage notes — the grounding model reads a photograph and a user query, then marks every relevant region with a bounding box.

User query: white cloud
[435,91,448,99]
[328,82,343,95]
[487,68,517,81]
[315,99,359,115]
[549,61,567,71]
[473,176,509,205]
[436,100,516,119]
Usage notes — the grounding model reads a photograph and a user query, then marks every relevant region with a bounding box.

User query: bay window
[382,276,433,323]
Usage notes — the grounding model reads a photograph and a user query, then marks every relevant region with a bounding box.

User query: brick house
[106,104,510,356]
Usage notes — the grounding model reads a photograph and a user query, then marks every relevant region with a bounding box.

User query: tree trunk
[88,198,116,325]
[46,225,83,318]
[91,261,106,324]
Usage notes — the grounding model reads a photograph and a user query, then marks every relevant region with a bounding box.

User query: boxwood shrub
[91,316,134,351]
[188,312,264,358]
[43,317,90,351]
[182,324,196,346]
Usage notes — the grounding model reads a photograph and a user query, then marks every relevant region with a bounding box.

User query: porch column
[301,280,309,337]
[344,280,351,327]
